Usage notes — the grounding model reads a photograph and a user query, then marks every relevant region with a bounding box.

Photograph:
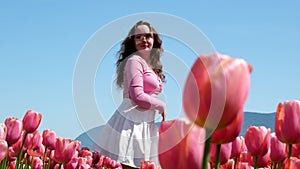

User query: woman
[94,21,167,169]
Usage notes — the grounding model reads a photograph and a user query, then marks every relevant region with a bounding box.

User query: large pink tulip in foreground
[183,53,252,131]
[158,119,206,169]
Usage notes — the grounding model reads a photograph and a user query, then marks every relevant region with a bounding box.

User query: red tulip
[211,110,244,144]
[210,142,232,167]
[0,123,7,140]
[245,126,270,157]
[4,117,23,145]
[183,53,252,130]
[275,100,300,144]
[0,139,8,162]
[22,110,42,133]
[270,132,287,163]
[53,137,77,164]
[158,119,206,169]
[42,129,56,150]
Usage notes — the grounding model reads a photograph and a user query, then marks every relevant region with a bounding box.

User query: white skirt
[92,98,160,168]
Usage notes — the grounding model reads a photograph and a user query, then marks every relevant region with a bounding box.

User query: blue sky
[1,1,299,139]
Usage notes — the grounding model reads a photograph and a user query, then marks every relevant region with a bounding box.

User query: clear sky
[1,1,299,139]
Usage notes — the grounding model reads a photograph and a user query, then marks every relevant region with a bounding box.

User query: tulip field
[1,53,300,169]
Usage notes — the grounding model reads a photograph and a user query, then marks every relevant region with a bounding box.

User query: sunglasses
[134,33,153,41]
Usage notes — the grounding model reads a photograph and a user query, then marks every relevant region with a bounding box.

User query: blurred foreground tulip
[183,53,252,130]
[22,110,42,133]
[183,53,252,169]
[158,119,206,169]
[275,100,300,158]
[211,110,244,144]
[4,117,22,146]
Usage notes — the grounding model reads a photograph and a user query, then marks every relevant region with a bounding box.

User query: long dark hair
[116,20,165,88]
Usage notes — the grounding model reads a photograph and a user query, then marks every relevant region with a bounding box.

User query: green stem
[1,156,7,169]
[273,162,277,169]
[278,162,282,169]
[15,132,28,169]
[288,144,292,159]
[202,129,212,169]
[215,144,221,169]
[233,156,237,169]
[47,152,52,169]
[254,156,258,169]
[58,163,62,169]
[43,146,48,169]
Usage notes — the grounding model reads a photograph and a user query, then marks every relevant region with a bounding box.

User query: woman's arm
[125,56,166,114]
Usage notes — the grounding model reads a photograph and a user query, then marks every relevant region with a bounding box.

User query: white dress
[93,55,165,168]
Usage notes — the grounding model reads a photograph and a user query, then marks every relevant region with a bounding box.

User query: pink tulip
[53,137,77,164]
[0,139,8,162]
[140,160,157,169]
[77,157,90,169]
[211,110,244,144]
[158,119,206,169]
[22,110,42,133]
[275,100,300,144]
[42,129,56,150]
[270,132,287,163]
[32,157,43,169]
[210,142,232,167]
[284,157,300,169]
[9,160,16,169]
[292,143,300,158]
[231,136,244,158]
[245,126,270,157]
[220,159,234,169]
[7,146,17,161]
[247,149,271,168]
[64,157,79,169]
[0,123,7,140]
[5,117,23,145]
[183,53,252,130]
[237,162,251,169]
[239,151,248,163]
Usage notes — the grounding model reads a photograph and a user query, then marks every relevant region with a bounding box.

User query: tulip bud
[5,117,22,145]
[22,110,42,133]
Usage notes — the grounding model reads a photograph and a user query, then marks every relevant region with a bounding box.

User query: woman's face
[134,24,154,57]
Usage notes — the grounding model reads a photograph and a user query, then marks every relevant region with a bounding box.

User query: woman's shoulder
[127,54,147,65]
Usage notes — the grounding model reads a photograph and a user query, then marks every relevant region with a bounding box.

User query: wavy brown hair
[116,20,165,88]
